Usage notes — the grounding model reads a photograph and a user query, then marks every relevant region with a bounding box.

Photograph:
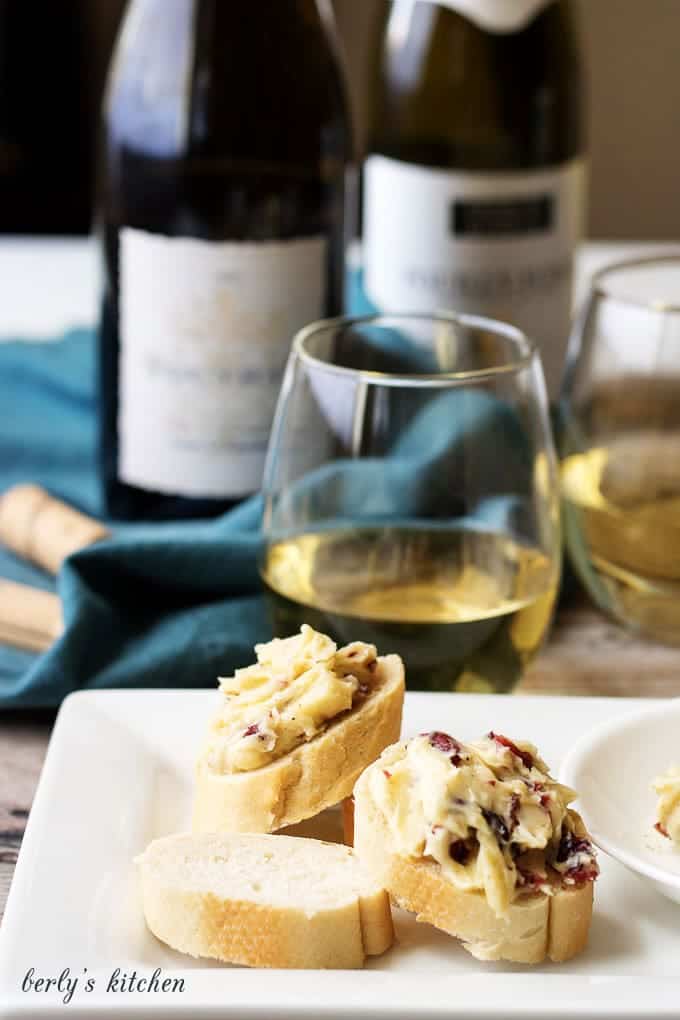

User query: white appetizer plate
[561,699,680,907]
[0,691,678,1019]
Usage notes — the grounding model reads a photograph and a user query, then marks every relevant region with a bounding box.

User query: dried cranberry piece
[482,808,510,843]
[655,821,670,839]
[243,723,259,737]
[426,731,464,766]
[524,779,550,810]
[509,793,521,831]
[517,868,544,889]
[449,840,471,865]
[426,731,456,753]
[488,732,534,769]
[556,829,593,864]
[383,769,392,780]
[566,862,599,884]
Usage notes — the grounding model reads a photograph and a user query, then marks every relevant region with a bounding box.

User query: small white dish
[561,699,680,906]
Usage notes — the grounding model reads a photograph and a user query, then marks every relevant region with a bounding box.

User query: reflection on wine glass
[261,314,559,693]
[561,255,680,643]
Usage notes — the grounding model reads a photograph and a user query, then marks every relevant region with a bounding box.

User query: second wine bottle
[359,0,584,401]
[99,0,350,519]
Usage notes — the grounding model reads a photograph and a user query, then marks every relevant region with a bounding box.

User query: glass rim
[591,252,680,313]
[293,312,537,387]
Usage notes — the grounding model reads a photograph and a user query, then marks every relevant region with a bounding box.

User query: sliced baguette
[353,769,593,964]
[193,653,404,834]
[136,832,394,969]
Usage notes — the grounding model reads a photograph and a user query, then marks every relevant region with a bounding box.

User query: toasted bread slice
[353,763,594,964]
[193,653,404,834]
[136,832,394,969]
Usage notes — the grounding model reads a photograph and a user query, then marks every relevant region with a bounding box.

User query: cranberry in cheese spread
[204,625,378,773]
[366,730,598,918]
[653,766,680,845]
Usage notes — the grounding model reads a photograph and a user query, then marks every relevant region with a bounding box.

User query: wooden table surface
[2,596,680,923]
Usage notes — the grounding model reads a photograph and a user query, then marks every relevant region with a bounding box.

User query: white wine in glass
[262,314,560,691]
[562,257,680,643]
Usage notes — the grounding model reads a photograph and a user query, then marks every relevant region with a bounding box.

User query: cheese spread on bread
[367,731,598,918]
[653,766,680,844]
[205,625,378,773]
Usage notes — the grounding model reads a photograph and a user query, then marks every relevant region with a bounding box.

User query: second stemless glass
[561,254,680,643]
[261,314,560,692]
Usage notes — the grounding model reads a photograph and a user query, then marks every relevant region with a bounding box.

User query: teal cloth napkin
[0,330,267,708]
[0,328,532,708]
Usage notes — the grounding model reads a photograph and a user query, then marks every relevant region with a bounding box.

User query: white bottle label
[118,228,326,498]
[363,155,586,397]
[404,0,556,34]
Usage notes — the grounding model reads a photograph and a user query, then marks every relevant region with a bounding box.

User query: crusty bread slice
[353,770,593,964]
[193,654,404,834]
[136,832,394,969]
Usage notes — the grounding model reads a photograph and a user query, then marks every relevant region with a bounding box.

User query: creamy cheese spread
[368,731,598,918]
[205,625,378,773]
[653,766,680,845]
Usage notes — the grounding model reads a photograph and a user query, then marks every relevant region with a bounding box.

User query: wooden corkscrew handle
[0,485,109,652]
[0,580,63,652]
[0,484,109,575]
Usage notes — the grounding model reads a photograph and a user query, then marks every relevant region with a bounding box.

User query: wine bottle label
[412,0,556,33]
[362,155,586,397]
[118,228,326,498]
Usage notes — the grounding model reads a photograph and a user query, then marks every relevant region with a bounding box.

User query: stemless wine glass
[561,254,680,643]
[261,313,560,692]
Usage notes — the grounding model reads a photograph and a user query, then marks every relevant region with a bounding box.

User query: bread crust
[342,796,355,846]
[137,833,394,969]
[193,654,405,834]
[353,767,594,964]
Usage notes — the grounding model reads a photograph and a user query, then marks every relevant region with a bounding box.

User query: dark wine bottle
[360,0,584,399]
[99,0,350,519]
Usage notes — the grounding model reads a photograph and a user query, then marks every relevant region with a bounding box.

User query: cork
[0,579,63,652]
[0,484,109,575]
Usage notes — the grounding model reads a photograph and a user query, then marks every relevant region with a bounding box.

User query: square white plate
[0,690,677,1019]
